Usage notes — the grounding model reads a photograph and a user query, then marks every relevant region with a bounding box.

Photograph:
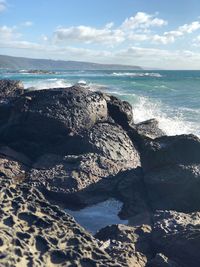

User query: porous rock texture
[0,177,123,267]
[0,79,200,267]
[0,79,24,100]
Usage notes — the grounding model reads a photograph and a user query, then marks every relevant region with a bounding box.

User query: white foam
[24,78,72,90]
[112,72,162,78]
[132,96,200,137]
[77,80,87,85]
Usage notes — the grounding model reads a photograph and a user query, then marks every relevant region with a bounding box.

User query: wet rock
[152,210,200,267]
[104,94,134,126]
[135,119,165,139]
[95,224,152,267]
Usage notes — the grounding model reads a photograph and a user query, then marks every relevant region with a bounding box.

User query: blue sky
[0,0,200,69]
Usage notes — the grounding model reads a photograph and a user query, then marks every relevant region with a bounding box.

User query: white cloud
[0,25,20,40]
[192,35,200,46]
[152,21,200,44]
[121,12,167,30]
[179,21,200,33]
[22,21,33,27]
[53,25,125,45]
[0,0,6,12]
[2,10,200,69]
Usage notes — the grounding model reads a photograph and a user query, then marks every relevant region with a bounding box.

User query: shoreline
[0,79,200,266]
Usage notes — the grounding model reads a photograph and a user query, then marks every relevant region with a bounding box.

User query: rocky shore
[0,79,200,267]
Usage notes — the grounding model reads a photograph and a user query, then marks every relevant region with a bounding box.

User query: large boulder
[152,210,200,267]
[29,153,125,195]
[0,86,108,152]
[134,119,165,139]
[104,94,134,126]
[141,134,200,172]
[144,164,200,212]
[142,134,200,212]
[26,122,140,203]
[84,122,140,168]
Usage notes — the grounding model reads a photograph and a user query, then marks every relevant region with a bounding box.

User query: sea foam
[112,72,162,78]
[24,78,72,90]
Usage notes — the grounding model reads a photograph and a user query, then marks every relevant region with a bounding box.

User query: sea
[0,69,200,137]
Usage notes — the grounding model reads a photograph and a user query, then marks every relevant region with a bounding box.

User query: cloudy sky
[0,0,200,69]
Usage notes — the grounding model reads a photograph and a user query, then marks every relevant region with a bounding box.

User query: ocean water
[0,69,200,137]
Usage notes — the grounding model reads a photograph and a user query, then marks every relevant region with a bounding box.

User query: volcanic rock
[152,210,200,267]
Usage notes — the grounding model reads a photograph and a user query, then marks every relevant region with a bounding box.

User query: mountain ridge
[0,54,142,70]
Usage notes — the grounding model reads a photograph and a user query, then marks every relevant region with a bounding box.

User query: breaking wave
[112,72,163,78]
[23,78,72,90]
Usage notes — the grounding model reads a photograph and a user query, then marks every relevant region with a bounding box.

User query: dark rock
[29,153,125,194]
[23,70,56,74]
[95,224,152,267]
[147,253,180,267]
[84,122,140,168]
[104,94,134,126]
[142,134,200,212]
[141,134,200,172]
[0,86,109,158]
[114,169,150,220]
[6,85,107,135]
[152,210,200,267]
[135,119,165,139]
[0,79,24,100]
[144,164,200,212]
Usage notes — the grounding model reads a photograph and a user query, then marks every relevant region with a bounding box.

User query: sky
[0,0,200,69]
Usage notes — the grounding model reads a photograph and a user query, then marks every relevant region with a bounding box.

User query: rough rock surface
[29,153,125,194]
[147,253,180,267]
[152,210,200,267]
[0,178,123,267]
[104,94,134,126]
[142,134,200,212]
[141,134,200,172]
[0,79,24,100]
[0,80,200,266]
[134,119,165,139]
[95,224,152,267]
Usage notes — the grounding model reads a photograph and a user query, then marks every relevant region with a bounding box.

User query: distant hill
[0,54,142,70]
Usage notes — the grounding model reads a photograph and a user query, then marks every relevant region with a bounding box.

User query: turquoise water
[0,69,200,137]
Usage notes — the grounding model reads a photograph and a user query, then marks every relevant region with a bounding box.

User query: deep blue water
[0,69,199,137]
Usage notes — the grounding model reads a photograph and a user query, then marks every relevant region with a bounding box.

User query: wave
[24,78,72,90]
[16,78,200,138]
[132,96,200,137]
[112,72,163,78]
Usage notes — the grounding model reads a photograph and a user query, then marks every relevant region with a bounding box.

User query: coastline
[0,79,200,266]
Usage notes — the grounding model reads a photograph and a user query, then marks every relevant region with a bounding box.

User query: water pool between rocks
[66,199,128,234]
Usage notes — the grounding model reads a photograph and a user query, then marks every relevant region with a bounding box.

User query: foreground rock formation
[0,79,199,266]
